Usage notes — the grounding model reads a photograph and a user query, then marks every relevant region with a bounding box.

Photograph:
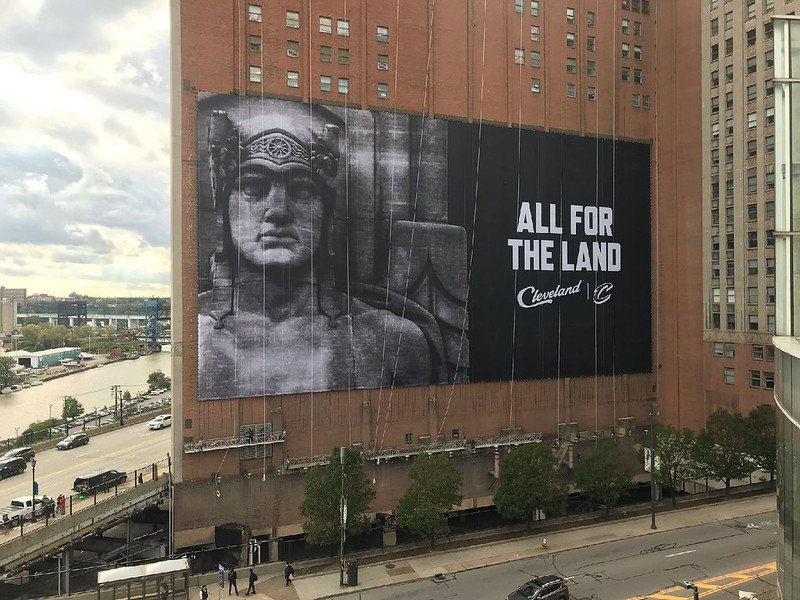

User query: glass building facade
[773,17,800,599]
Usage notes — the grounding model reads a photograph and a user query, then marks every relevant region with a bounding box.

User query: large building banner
[196,94,651,400]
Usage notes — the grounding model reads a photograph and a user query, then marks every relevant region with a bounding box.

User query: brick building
[170,0,703,552]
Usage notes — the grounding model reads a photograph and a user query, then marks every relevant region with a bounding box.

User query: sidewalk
[184,493,776,600]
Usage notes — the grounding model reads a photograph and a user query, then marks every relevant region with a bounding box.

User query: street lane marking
[665,550,696,558]
[628,562,776,599]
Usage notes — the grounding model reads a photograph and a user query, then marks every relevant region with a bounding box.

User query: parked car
[506,576,570,600]
[147,414,172,430]
[0,457,27,480]
[3,447,35,462]
[56,433,90,450]
[73,470,127,495]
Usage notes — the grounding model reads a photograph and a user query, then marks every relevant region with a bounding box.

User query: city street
[333,511,778,600]
[0,421,170,506]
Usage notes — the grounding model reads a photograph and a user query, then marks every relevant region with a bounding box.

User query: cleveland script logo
[517,281,614,309]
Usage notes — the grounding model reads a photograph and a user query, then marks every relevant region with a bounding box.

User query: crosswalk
[628,562,776,599]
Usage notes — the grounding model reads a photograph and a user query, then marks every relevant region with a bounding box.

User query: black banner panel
[196,94,651,400]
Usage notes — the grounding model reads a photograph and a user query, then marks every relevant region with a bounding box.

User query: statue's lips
[258,231,297,246]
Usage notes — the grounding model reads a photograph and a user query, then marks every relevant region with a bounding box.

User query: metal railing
[184,432,286,454]
[473,432,543,449]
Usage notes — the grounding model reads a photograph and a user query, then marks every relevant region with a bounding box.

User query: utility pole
[649,397,657,530]
[111,385,123,426]
[63,396,70,436]
[338,446,347,587]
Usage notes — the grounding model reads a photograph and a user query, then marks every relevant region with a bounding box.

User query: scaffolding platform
[183,432,285,454]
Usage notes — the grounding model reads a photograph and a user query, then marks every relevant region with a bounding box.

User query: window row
[711,42,774,69]
[711,284,776,305]
[621,0,651,15]
[621,67,645,84]
[621,19,643,36]
[711,73,775,102]
[749,370,775,389]
[247,6,391,42]
[258,42,392,70]
[712,313,776,333]
[530,80,598,100]
[621,43,644,59]
[513,0,540,16]
[713,342,777,362]
[252,70,393,99]
[711,257,776,279]
[710,201,775,227]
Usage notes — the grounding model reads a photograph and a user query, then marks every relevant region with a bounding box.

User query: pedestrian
[284,561,295,587]
[199,585,209,600]
[247,428,254,444]
[138,472,144,485]
[2,515,9,535]
[160,582,169,600]
[227,567,238,596]
[245,569,258,595]
[59,494,66,515]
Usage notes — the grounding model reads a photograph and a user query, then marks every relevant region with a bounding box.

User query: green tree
[396,454,462,548]
[0,357,17,388]
[147,370,172,391]
[494,443,565,526]
[62,396,85,420]
[122,390,132,403]
[693,409,752,495]
[574,438,633,518]
[654,426,696,507]
[300,447,375,546]
[746,404,777,484]
[23,418,63,443]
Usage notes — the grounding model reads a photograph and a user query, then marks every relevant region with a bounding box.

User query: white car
[147,414,172,430]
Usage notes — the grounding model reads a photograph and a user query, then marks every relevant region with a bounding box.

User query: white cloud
[0,0,170,297]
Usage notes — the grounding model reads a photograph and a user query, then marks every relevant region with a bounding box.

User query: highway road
[339,511,778,600]
[0,421,170,506]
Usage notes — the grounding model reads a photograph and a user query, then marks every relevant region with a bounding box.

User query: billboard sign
[195,94,651,400]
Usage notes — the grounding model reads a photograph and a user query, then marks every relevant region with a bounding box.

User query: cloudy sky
[0,1,169,298]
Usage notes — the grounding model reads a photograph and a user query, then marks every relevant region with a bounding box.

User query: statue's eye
[239,178,270,198]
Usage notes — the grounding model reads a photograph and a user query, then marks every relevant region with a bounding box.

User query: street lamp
[30,458,37,522]
[648,397,658,530]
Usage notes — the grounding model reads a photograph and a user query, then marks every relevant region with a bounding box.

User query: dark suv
[507,576,570,600]
[3,447,35,462]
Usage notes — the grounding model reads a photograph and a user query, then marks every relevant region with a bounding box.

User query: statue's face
[228,166,325,270]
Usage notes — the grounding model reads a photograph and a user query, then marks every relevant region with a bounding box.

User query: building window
[249,35,262,52]
[766,258,775,275]
[747,203,757,220]
[753,344,764,360]
[514,48,525,65]
[726,259,735,277]
[747,56,757,74]
[725,91,733,109]
[765,49,774,69]
[712,233,720,249]
[747,169,757,193]
[531,51,541,68]
[248,4,262,22]
[725,343,735,358]
[767,286,776,304]
[713,287,721,303]
[725,37,733,56]
[642,95,650,108]
[531,1,540,16]
[766,79,775,97]
[748,259,758,275]
[746,0,756,19]
[765,107,775,125]
[727,287,736,303]
[766,228,775,247]
[725,11,733,30]
[765,135,775,153]
[320,45,332,62]
[405,433,413,444]
[723,367,735,385]
[378,54,389,70]
[287,40,300,57]
[567,32,576,48]
[711,122,719,139]
[765,201,775,220]
[711,17,719,35]
[587,36,597,51]
[566,7,575,23]
[320,75,332,92]
[725,117,733,136]
[377,25,389,43]
[748,286,758,304]
[634,69,643,84]
[531,26,540,41]
[764,371,775,389]
[286,10,300,28]
[338,48,350,65]
[747,139,757,158]
[711,44,719,61]
[750,370,762,388]
[622,43,630,58]
[711,70,719,87]
[712,260,720,278]
[725,64,734,83]
[587,11,596,27]
[712,313,721,328]
[713,342,724,356]
[320,16,332,34]
[621,66,630,82]
[746,28,756,46]
[566,57,577,73]
[622,19,630,35]
[588,86,597,101]
[634,21,642,36]
[567,83,576,98]
[377,83,389,99]
[642,0,650,13]
[633,93,641,107]
[249,65,262,83]
[338,77,349,94]
[749,314,759,330]
[765,20,773,40]
[531,78,541,93]
[515,0,524,13]
[726,173,734,198]
[452,429,461,440]
[287,70,299,87]
[337,19,350,36]
[587,60,597,76]
[766,171,775,191]
[633,45,642,59]
[766,345,775,362]
[747,83,757,101]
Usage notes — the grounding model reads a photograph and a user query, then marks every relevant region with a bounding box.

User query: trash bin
[347,560,359,586]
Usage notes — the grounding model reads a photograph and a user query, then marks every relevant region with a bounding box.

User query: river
[0,349,172,439]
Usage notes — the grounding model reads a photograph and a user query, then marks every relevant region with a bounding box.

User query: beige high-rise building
[0,299,17,336]
[701,0,785,416]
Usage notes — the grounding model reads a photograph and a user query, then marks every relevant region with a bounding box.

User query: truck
[0,496,45,525]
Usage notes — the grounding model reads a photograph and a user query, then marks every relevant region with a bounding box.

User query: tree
[746,404,776,485]
[300,447,375,546]
[693,409,752,495]
[0,357,17,388]
[396,454,462,548]
[654,426,696,507]
[574,438,633,519]
[494,443,565,526]
[122,390,132,403]
[62,396,85,420]
[147,370,171,391]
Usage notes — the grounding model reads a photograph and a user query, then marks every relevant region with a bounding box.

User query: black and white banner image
[196,94,651,401]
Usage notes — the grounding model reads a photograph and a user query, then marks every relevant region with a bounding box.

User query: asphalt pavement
[0,420,170,506]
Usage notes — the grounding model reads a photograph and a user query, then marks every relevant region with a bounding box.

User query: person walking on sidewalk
[199,584,209,600]
[245,569,258,595]
[284,561,295,586]
[228,568,238,595]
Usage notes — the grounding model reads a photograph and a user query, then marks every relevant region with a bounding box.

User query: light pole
[648,397,658,530]
[338,446,346,587]
[30,458,37,522]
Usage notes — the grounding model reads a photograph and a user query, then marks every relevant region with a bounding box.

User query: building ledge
[773,335,800,359]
